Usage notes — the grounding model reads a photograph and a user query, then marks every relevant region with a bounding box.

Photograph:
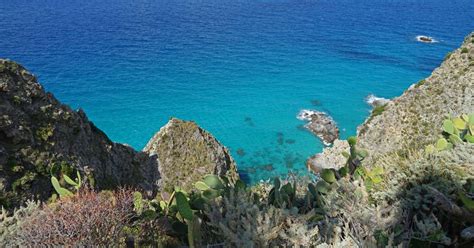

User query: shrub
[415,79,426,88]
[365,104,387,125]
[461,47,469,53]
[205,189,321,247]
[0,200,41,246]
[371,104,386,117]
[444,52,453,60]
[12,189,134,246]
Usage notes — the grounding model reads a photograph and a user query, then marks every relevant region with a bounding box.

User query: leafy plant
[268,178,297,208]
[341,136,368,176]
[131,174,242,247]
[51,171,82,198]
[354,166,384,191]
[425,113,474,153]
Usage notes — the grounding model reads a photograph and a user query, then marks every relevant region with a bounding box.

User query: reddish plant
[16,188,135,246]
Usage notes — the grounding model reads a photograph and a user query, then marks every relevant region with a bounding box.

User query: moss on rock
[144,118,238,192]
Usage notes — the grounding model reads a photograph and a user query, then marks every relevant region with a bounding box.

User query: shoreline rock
[297,109,339,146]
[306,139,349,173]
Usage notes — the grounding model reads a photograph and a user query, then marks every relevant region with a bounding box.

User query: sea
[1,0,473,183]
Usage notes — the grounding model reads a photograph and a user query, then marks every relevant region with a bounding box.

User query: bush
[206,188,321,247]
[461,47,469,53]
[0,200,41,246]
[12,189,134,246]
[415,79,426,88]
[444,52,453,60]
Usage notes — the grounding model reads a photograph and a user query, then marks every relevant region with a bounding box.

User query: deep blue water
[1,0,473,183]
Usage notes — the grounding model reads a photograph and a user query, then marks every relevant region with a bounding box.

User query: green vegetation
[371,104,386,117]
[426,113,474,153]
[461,47,469,53]
[50,171,82,198]
[365,104,388,126]
[444,51,453,60]
[415,79,426,88]
[2,116,473,247]
[36,125,54,142]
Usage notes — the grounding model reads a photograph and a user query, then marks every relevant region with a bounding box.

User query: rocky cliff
[0,60,237,208]
[309,32,474,171]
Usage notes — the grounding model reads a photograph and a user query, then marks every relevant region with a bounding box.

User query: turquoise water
[1,0,473,183]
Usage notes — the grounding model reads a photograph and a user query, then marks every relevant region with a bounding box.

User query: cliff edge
[0,60,238,208]
[310,32,474,171]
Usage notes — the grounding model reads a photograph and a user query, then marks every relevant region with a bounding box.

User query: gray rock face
[297,110,339,146]
[0,60,159,208]
[306,139,349,172]
[144,118,238,192]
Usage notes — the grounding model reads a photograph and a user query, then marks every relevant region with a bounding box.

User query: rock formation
[306,139,349,173]
[0,60,238,208]
[0,60,161,208]
[144,118,238,192]
[297,110,339,145]
[416,35,436,43]
[308,32,474,170]
[357,32,474,164]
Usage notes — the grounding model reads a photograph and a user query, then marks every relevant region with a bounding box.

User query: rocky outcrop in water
[144,118,238,192]
[297,110,339,146]
[416,35,436,43]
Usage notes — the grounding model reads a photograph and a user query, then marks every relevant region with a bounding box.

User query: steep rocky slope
[310,32,474,171]
[0,60,238,208]
[358,32,474,161]
[0,60,160,208]
[144,118,238,192]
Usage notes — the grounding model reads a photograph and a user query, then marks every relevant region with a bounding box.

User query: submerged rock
[297,109,339,145]
[0,59,159,208]
[143,118,238,192]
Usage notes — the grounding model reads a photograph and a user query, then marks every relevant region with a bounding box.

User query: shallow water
[1,0,473,183]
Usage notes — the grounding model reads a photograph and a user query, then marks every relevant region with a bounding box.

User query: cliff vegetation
[0,32,473,247]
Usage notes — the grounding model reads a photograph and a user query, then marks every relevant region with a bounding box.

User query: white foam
[416,35,438,43]
[296,109,318,121]
[365,94,390,107]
